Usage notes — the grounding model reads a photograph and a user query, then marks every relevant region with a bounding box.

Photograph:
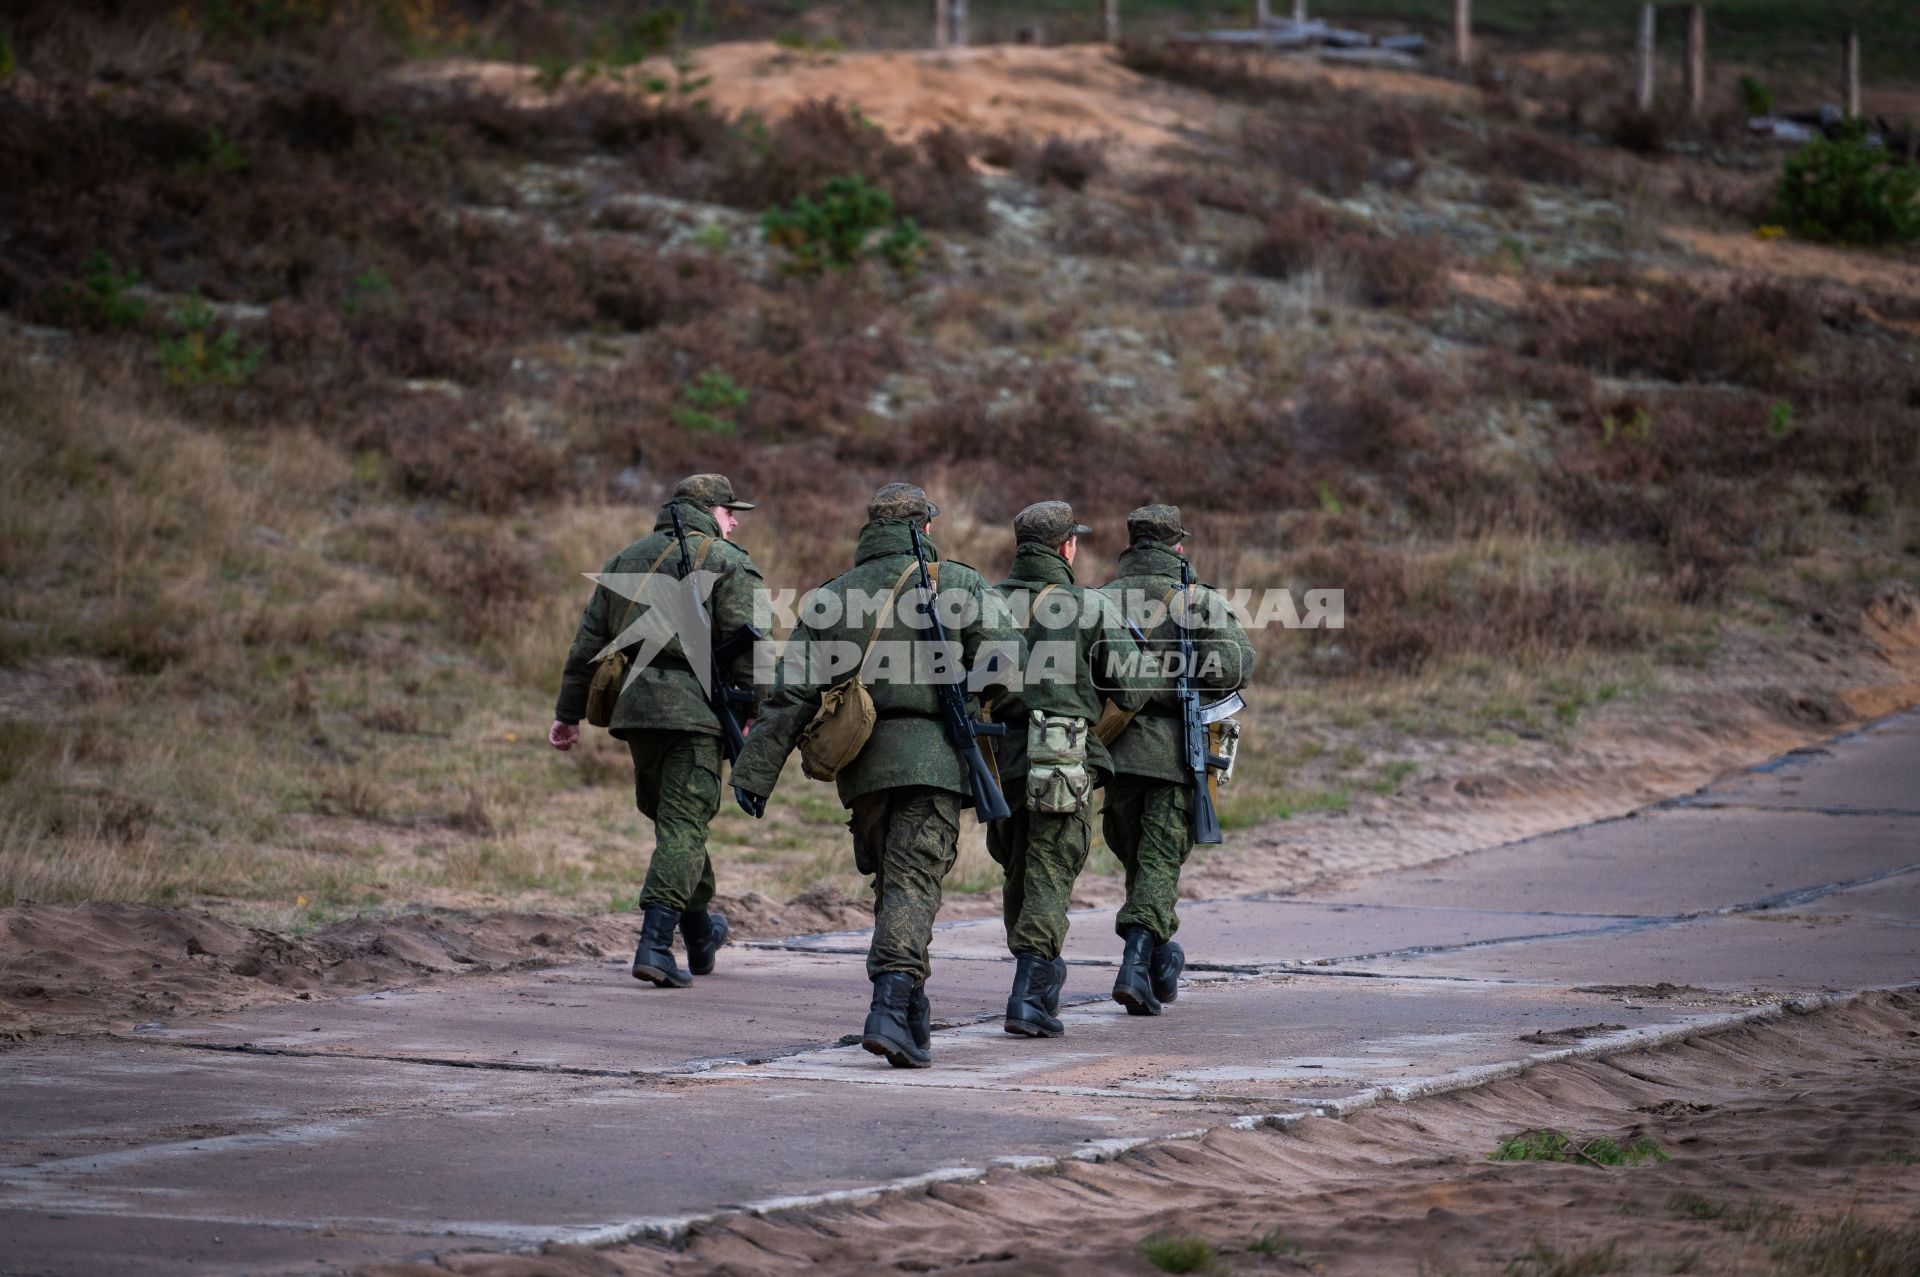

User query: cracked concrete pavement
[3,709,1916,1275]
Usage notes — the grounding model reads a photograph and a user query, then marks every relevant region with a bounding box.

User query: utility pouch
[1026,710,1092,815]
[585,537,704,728]
[798,563,928,781]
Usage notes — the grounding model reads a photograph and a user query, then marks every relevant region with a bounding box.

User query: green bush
[1739,75,1773,118]
[760,175,925,276]
[158,295,260,388]
[1139,1234,1218,1274]
[1772,121,1920,246]
[72,251,148,331]
[671,369,748,433]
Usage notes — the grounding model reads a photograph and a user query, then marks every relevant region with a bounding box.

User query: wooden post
[933,0,949,48]
[1255,1,1270,26]
[1844,30,1861,119]
[1104,0,1120,44]
[1454,0,1471,68]
[951,0,967,48]
[1685,5,1706,116]
[1635,3,1656,112]
[1293,0,1308,22]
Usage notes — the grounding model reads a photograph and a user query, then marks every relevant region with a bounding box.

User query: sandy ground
[359,991,1920,1276]
[0,888,871,1041]
[401,40,1480,169]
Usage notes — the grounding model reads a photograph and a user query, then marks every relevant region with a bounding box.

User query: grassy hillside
[1,15,1916,926]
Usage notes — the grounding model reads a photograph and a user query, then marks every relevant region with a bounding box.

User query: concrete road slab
[777,898,1634,970]
[737,972,1740,1104]
[0,1044,1226,1277]
[128,948,1025,1073]
[1315,808,1918,917]
[1330,913,1920,991]
[1670,709,1920,817]
[1771,868,1920,926]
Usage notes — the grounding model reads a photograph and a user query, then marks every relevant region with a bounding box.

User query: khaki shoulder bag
[1093,584,1183,746]
[797,561,935,782]
[583,534,718,728]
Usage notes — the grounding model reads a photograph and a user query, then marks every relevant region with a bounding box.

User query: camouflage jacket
[554,499,764,737]
[990,543,1150,784]
[1099,542,1256,784]
[732,519,1023,807]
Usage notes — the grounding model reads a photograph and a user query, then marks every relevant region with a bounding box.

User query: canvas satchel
[797,562,934,781]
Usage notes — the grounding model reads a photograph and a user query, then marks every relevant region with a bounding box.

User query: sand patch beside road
[368,992,1920,1276]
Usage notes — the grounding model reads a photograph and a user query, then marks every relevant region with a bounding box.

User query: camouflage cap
[673,473,755,511]
[1013,500,1092,546]
[867,482,940,523]
[1126,503,1188,545]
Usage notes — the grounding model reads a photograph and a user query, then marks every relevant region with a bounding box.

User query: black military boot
[1112,925,1163,1016]
[862,972,932,1068]
[630,904,692,988]
[1150,939,1185,1005]
[1003,952,1065,1038]
[1044,956,1068,1017]
[679,909,729,977]
[908,982,931,1051]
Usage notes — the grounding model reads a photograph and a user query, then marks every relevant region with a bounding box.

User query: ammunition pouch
[1026,710,1092,815]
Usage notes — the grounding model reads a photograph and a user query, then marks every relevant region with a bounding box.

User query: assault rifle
[909,526,1010,822]
[670,504,759,767]
[1173,559,1243,845]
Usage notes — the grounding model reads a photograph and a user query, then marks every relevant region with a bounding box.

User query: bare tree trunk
[1105,0,1120,44]
[1635,3,1656,112]
[933,0,949,49]
[950,0,968,48]
[1454,0,1471,68]
[1685,5,1706,116]
[1844,30,1861,119]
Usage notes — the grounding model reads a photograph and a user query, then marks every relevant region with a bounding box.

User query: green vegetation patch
[1491,1129,1670,1167]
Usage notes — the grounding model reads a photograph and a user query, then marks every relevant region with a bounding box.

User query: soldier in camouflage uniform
[987,501,1149,1037]
[551,474,763,989]
[731,483,1021,1068]
[1099,504,1255,1015]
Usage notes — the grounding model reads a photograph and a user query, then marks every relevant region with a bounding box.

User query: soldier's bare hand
[549,720,579,752]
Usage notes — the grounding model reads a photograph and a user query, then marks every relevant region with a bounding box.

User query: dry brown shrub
[1477,128,1591,188]
[580,245,734,333]
[1338,232,1453,310]
[1027,136,1108,192]
[1244,115,1370,198]
[1242,200,1343,279]
[1116,40,1324,105]
[1524,281,1818,389]
[374,399,571,514]
[1290,356,1451,471]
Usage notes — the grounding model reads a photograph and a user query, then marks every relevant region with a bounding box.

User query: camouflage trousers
[850,786,962,983]
[986,787,1092,960]
[1100,776,1193,943]
[625,729,721,915]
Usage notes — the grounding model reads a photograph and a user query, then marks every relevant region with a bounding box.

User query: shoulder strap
[608,534,720,649]
[855,561,935,682]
